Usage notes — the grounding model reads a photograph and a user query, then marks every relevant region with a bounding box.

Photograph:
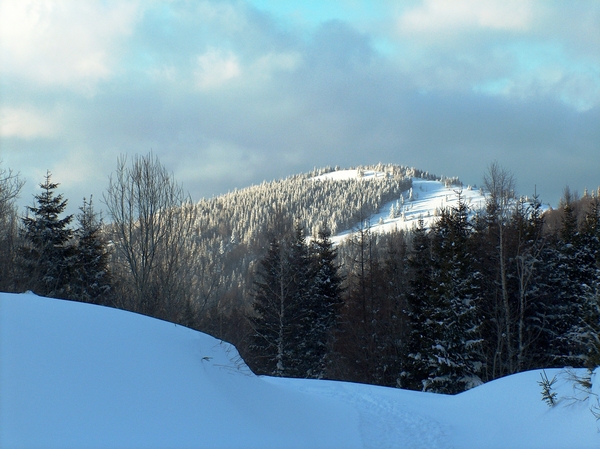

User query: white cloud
[194,48,242,90]
[398,0,533,35]
[0,0,140,94]
[193,48,300,91]
[0,107,62,139]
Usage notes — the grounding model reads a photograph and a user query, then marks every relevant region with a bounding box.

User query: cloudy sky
[1,0,599,214]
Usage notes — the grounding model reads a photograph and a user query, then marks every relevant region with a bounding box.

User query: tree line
[245,163,599,392]
[1,157,598,394]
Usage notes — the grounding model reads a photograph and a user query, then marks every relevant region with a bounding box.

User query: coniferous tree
[333,212,383,384]
[287,223,314,378]
[544,190,599,367]
[423,196,484,394]
[308,225,344,378]
[377,230,410,387]
[71,196,111,304]
[401,217,435,390]
[18,172,75,298]
[249,235,297,376]
[249,222,343,379]
[580,191,600,367]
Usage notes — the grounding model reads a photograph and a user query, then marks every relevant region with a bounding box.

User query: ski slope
[313,170,487,244]
[1,292,599,449]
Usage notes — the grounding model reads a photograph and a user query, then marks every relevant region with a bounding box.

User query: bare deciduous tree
[104,153,200,321]
[0,163,25,291]
[483,161,516,375]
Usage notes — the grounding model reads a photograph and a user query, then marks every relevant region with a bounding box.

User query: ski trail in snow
[334,384,452,449]
[265,378,452,449]
[352,390,451,449]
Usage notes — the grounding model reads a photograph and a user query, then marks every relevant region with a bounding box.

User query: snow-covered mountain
[311,169,486,244]
[1,292,598,449]
[192,164,471,306]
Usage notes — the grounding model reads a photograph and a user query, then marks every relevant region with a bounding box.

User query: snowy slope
[314,170,487,244]
[1,292,599,449]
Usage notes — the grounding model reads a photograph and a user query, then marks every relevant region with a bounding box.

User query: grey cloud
[3,0,599,216]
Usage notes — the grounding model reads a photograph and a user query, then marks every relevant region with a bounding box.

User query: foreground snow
[1,292,599,449]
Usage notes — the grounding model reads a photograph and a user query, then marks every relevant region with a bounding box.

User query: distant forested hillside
[1,157,598,393]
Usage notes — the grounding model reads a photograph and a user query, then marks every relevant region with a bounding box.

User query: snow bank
[1,292,598,449]
[0,292,360,449]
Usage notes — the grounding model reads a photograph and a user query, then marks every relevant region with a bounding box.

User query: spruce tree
[423,196,484,394]
[542,190,599,367]
[402,217,435,390]
[308,225,344,378]
[580,191,600,367]
[72,196,111,304]
[287,223,313,378]
[18,172,75,298]
[249,236,296,376]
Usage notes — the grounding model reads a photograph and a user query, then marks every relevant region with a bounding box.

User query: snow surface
[321,175,487,245]
[1,292,599,449]
[312,169,387,182]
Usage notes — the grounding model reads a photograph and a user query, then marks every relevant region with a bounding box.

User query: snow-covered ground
[313,170,487,244]
[1,292,599,449]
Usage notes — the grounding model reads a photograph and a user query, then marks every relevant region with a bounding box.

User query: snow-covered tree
[249,233,299,377]
[18,172,75,298]
[422,196,484,394]
[542,190,599,367]
[307,225,344,378]
[401,217,435,390]
[71,196,111,304]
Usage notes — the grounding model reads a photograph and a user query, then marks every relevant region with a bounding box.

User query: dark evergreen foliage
[307,225,344,378]
[249,235,299,377]
[18,172,75,298]
[421,196,484,393]
[3,160,599,395]
[401,217,435,390]
[71,197,112,304]
[249,222,344,379]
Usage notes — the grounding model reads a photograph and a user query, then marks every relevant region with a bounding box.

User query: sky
[1,0,599,214]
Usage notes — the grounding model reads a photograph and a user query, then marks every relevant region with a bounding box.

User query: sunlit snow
[314,172,487,244]
[1,292,598,449]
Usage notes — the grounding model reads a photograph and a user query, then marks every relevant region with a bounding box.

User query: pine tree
[378,230,410,387]
[71,196,111,304]
[287,222,313,378]
[249,236,297,376]
[308,225,344,378]
[18,172,75,298]
[542,189,599,367]
[580,191,600,367]
[422,196,484,394]
[401,217,435,390]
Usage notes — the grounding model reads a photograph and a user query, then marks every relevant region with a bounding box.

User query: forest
[0,155,598,393]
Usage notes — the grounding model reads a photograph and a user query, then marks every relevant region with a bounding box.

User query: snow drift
[1,292,598,449]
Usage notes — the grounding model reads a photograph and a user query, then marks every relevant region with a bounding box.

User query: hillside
[190,164,467,308]
[318,171,486,244]
[196,164,460,246]
[1,292,598,449]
